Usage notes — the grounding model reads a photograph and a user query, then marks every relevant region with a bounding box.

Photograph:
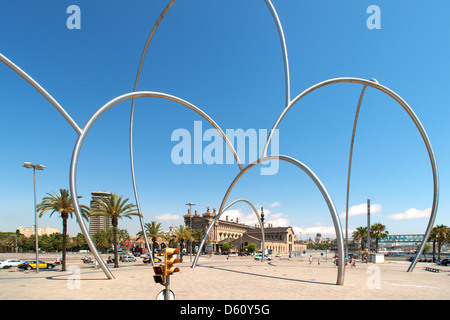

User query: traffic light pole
[164,275,170,300]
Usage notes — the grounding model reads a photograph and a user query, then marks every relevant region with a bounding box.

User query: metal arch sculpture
[192,155,345,286]
[69,91,245,279]
[0,0,438,282]
[0,53,82,136]
[199,198,266,262]
[128,0,290,265]
[262,77,439,272]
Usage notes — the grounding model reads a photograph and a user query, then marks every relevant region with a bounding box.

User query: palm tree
[191,229,205,254]
[36,189,89,271]
[136,221,164,258]
[370,223,389,253]
[89,193,140,268]
[433,224,449,260]
[352,226,368,252]
[172,225,192,262]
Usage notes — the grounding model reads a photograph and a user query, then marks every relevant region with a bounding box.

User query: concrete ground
[0,253,448,300]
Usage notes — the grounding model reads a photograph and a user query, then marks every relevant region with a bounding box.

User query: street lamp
[185,203,196,262]
[23,162,45,273]
[260,207,265,262]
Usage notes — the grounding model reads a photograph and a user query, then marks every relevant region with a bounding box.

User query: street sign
[156,289,175,300]
[125,241,129,247]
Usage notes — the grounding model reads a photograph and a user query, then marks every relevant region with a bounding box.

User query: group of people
[333,256,357,267]
[308,254,357,267]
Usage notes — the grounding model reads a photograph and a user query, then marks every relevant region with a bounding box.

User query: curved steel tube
[0,53,82,135]
[71,91,241,279]
[263,0,291,106]
[197,198,265,263]
[344,84,368,257]
[128,0,289,263]
[129,0,177,267]
[262,77,439,272]
[191,154,345,286]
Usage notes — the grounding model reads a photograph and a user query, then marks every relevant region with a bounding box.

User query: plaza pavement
[0,253,449,301]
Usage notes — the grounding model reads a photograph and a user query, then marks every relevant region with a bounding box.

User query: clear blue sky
[0,0,449,240]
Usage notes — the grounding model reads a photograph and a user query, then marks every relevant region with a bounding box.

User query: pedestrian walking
[309,255,313,264]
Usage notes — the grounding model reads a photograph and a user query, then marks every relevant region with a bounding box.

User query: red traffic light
[154,266,163,273]
[153,265,166,284]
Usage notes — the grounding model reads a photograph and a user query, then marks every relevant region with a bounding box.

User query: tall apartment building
[88,191,112,237]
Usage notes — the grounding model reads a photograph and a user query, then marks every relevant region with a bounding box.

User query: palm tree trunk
[438,240,442,260]
[113,219,119,268]
[432,240,436,262]
[180,241,184,262]
[62,214,68,272]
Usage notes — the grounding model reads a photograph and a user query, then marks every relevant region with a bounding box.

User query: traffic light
[153,265,166,284]
[164,248,180,276]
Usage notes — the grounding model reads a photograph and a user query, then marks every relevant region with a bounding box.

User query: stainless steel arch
[345,83,369,257]
[0,53,82,135]
[262,77,439,272]
[198,198,266,263]
[128,0,290,264]
[129,0,177,266]
[70,91,243,279]
[191,154,345,286]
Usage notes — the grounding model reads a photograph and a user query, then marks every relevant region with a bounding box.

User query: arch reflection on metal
[262,77,439,272]
[70,91,244,279]
[194,198,266,264]
[128,0,291,262]
[191,155,345,286]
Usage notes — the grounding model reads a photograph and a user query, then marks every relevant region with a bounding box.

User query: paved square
[0,254,448,300]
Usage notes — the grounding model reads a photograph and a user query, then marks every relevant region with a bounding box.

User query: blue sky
[0,0,449,240]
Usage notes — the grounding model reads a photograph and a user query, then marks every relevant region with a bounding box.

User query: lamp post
[23,162,45,274]
[260,207,265,262]
[185,202,195,262]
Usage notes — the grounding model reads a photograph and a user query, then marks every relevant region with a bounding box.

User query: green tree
[93,229,113,252]
[137,221,164,257]
[191,229,205,254]
[221,241,234,253]
[432,224,449,260]
[246,243,257,253]
[72,233,88,251]
[37,189,89,271]
[370,223,389,253]
[89,193,140,268]
[172,225,192,262]
[352,226,368,252]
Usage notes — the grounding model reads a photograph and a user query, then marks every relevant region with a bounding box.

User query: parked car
[18,261,56,270]
[120,255,136,262]
[437,258,450,266]
[275,253,281,258]
[142,256,161,263]
[0,259,23,269]
[254,254,272,261]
